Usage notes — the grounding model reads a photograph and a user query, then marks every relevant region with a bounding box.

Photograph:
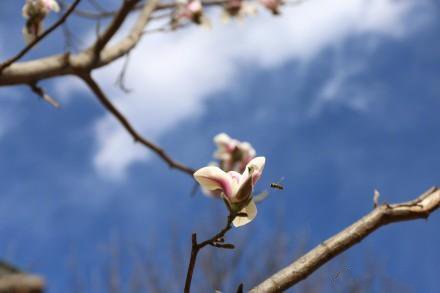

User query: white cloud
[59,0,431,178]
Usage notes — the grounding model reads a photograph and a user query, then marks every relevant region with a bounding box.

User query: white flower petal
[242,156,266,185]
[43,0,60,12]
[247,156,265,171]
[232,200,257,227]
[214,133,231,146]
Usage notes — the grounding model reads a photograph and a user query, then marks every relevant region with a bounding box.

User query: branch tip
[29,83,61,109]
[373,189,380,208]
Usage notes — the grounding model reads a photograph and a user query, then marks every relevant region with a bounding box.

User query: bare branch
[1,0,194,177]
[0,0,158,86]
[91,0,140,59]
[74,0,228,20]
[79,73,195,176]
[250,187,440,292]
[0,260,45,293]
[184,213,236,293]
[0,0,82,74]
[114,53,133,93]
[0,275,45,293]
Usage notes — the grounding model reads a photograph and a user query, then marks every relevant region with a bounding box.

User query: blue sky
[0,0,440,292]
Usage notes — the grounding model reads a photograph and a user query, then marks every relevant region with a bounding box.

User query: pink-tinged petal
[232,200,257,227]
[238,156,264,187]
[194,166,233,199]
[227,171,241,185]
[43,0,60,12]
[245,156,265,185]
[214,133,237,152]
[188,0,202,12]
[227,171,242,197]
[213,133,235,161]
[246,156,265,171]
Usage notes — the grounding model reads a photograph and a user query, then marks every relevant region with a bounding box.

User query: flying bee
[270,177,285,190]
[270,183,284,190]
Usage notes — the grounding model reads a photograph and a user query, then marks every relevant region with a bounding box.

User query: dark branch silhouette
[184,213,238,292]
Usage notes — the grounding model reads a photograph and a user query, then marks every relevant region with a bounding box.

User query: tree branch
[0,260,45,293]
[74,0,228,20]
[184,213,236,292]
[0,0,232,86]
[0,0,82,74]
[0,274,45,293]
[1,0,195,177]
[0,0,159,86]
[91,0,140,60]
[250,186,440,292]
[79,73,195,176]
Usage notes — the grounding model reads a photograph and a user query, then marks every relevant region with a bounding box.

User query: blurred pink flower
[172,0,210,27]
[22,0,60,43]
[213,133,256,173]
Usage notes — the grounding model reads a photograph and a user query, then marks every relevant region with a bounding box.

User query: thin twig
[373,189,380,208]
[0,0,82,74]
[91,0,140,59]
[114,53,132,93]
[29,83,61,108]
[250,187,440,292]
[79,73,195,176]
[184,213,236,292]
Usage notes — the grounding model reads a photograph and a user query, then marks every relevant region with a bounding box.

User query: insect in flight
[270,177,285,190]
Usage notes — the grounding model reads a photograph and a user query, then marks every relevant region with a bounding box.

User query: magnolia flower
[194,157,265,227]
[259,0,283,15]
[22,0,60,43]
[172,0,210,28]
[213,133,256,172]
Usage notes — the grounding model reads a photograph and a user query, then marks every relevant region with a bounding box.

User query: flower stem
[184,214,235,292]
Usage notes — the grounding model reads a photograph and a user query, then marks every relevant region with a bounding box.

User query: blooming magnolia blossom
[213,133,256,173]
[259,0,283,15]
[194,156,265,227]
[22,0,60,43]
